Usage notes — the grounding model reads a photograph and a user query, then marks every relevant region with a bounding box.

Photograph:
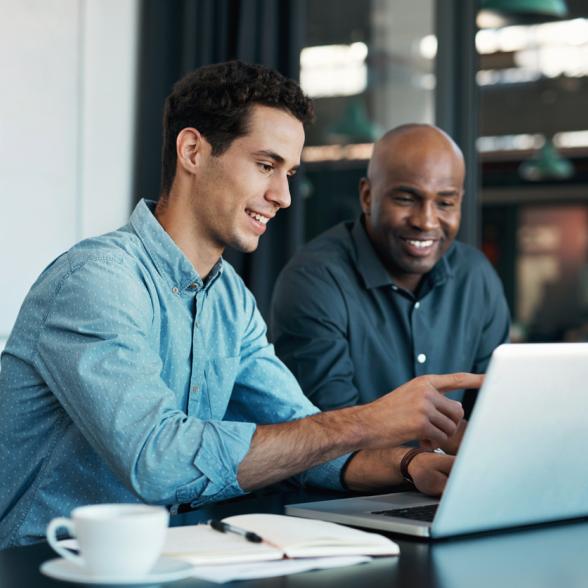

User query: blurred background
[1,0,587,352]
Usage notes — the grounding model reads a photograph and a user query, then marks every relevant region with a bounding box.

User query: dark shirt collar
[351,216,455,293]
[351,217,394,289]
[130,199,223,293]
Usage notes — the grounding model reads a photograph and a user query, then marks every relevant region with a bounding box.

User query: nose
[410,200,439,231]
[266,172,292,210]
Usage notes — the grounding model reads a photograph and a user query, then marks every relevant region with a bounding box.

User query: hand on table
[409,451,455,496]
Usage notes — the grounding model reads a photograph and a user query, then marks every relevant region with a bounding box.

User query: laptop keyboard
[371,504,438,522]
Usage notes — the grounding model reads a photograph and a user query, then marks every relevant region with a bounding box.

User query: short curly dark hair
[160,60,314,196]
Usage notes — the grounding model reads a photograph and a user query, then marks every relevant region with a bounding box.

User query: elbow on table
[127,475,177,505]
[127,465,216,506]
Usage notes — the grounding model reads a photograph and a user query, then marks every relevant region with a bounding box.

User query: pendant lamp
[519,137,574,181]
[328,98,380,144]
[479,0,568,25]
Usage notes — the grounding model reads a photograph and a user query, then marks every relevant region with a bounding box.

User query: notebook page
[223,514,399,558]
[163,524,283,564]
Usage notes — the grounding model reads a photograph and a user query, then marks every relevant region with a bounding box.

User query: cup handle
[46,517,84,566]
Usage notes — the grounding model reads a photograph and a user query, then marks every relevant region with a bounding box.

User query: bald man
[271,124,510,445]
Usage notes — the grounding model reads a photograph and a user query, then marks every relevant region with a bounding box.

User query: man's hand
[355,373,482,449]
[421,418,468,455]
[408,451,455,495]
[342,446,454,495]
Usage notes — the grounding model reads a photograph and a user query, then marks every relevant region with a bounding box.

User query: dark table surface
[2,487,588,587]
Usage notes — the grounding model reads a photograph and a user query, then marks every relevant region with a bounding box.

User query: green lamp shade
[329,99,379,143]
[519,139,574,181]
[480,0,568,24]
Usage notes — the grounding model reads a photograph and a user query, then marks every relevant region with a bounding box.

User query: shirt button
[189,283,198,290]
[391,285,398,291]
[191,385,199,394]
[417,353,427,364]
[172,287,179,295]
[414,301,421,309]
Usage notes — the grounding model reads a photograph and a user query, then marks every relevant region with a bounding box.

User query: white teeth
[246,210,269,225]
[406,239,433,248]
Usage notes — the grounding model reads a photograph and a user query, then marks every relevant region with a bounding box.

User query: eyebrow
[392,185,461,198]
[254,150,300,172]
[392,185,422,196]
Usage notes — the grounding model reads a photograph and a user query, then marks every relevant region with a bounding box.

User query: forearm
[237,391,429,491]
[237,408,364,490]
[342,447,409,492]
[237,372,477,491]
[345,446,456,496]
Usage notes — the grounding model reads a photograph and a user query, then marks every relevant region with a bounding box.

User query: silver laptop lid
[432,343,588,537]
[287,343,588,538]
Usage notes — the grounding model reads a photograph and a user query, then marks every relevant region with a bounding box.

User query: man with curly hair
[0,62,480,547]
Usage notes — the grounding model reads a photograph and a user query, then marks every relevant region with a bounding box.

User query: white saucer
[40,556,195,585]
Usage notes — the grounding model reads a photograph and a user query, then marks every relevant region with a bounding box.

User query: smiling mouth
[246,209,271,225]
[403,238,436,249]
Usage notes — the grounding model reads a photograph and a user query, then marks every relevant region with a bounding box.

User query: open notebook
[163,514,398,565]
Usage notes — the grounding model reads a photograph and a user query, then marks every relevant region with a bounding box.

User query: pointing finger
[426,373,484,393]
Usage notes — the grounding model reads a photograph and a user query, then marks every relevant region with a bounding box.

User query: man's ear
[359,177,371,216]
[176,128,205,175]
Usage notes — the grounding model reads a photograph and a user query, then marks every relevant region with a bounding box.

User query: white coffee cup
[46,503,169,578]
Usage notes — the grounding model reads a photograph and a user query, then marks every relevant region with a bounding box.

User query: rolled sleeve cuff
[302,452,352,492]
[176,421,257,506]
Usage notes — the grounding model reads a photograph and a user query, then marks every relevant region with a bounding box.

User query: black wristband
[400,448,431,484]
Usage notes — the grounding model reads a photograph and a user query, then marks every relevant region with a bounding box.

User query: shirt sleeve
[472,262,512,374]
[224,283,350,491]
[463,259,511,418]
[33,256,256,507]
[271,262,361,411]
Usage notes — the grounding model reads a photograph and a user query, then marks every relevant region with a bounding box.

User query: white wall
[0,0,139,351]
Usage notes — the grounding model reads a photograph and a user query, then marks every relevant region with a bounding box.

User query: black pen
[210,520,263,543]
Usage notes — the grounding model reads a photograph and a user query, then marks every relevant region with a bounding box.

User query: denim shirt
[0,200,346,547]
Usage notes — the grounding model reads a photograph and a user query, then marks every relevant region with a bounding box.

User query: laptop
[286,343,588,538]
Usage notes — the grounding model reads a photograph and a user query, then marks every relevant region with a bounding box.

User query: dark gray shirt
[271,218,510,411]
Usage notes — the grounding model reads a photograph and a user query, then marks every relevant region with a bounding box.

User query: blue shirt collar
[130,199,223,293]
[351,216,454,292]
